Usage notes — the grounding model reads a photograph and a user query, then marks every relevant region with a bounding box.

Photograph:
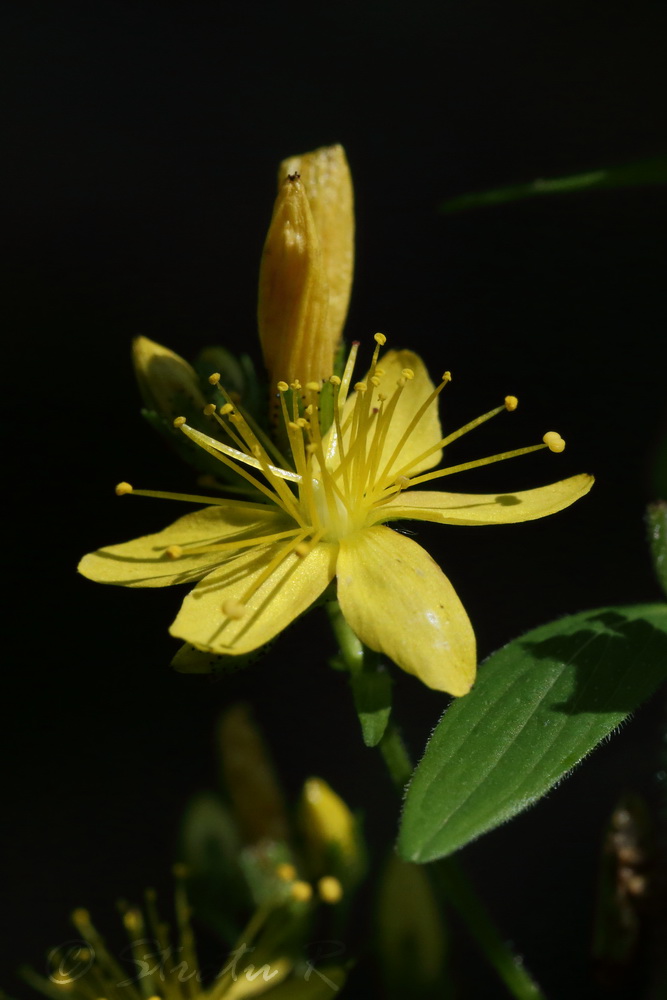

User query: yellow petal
[280,144,354,351]
[337,526,475,695]
[169,541,337,654]
[327,349,443,477]
[78,505,292,587]
[375,473,594,526]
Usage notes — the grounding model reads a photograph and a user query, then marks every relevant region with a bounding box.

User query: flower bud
[377,855,447,994]
[132,335,207,418]
[258,145,354,394]
[219,705,290,844]
[299,777,363,885]
[280,144,354,351]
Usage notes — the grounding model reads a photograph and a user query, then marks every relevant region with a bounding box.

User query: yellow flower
[79,335,593,696]
[20,866,346,1000]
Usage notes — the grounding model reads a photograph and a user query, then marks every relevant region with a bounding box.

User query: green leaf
[647,502,667,597]
[440,156,667,213]
[399,604,667,863]
[350,661,393,748]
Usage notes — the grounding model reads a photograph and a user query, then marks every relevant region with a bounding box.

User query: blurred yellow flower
[79,336,592,695]
[21,866,346,1000]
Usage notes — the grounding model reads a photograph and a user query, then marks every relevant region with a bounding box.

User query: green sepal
[239,840,299,908]
[172,640,274,674]
[193,346,264,425]
[350,655,393,748]
[141,407,251,484]
[399,604,667,863]
[647,501,667,597]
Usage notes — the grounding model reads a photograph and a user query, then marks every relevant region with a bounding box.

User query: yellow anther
[377,392,387,402]
[543,431,566,453]
[208,372,221,385]
[305,404,314,416]
[305,381,321,392]
[222,599,246,620]
[165,544,183,560]
[394,475,410,492]
[71,908,90,926]
[354,381,367,392]
[275,862,297,882]
[374,332,387,346]
[288,421,300,431]
[203,403,217,416]
[173,416,187,428]
[290,881,313,903]
[329,375,341,386]
[276,380,289,392]
[115,481,133,496]
[401,368,415,380]
[504,395,518,411]
[295,542,311,557]
[290,379,302,391]
[442,371,452,382]
[375,367,385,377]
[306,443,318,455]
[220,402,234,415]
[123,909,142,933]
[296,417,309,429]
[317,876,343,904]
[370,375,381,386]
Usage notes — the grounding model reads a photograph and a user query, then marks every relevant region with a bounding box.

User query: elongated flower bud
[258,145,354,394]
[280,144,354,351]
[299,777,363,885]
[377,855,447,993]
[219,704,290,844]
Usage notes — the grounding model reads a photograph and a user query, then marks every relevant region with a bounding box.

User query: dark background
[3,1,666,997]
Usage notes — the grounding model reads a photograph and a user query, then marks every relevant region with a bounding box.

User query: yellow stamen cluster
[113,336,567,627]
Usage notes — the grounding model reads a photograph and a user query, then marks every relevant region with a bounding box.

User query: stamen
[115,481,133,495]
[543,431,566,453]
[402,442,548,490]
[290,881,313,903]
[208,372,221,385]
[374,332,387,346]
[166,545,183,559]
[317,876,343,904]
[505,395,518,411]
[275,863,297,881]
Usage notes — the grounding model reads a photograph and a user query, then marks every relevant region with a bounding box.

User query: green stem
[434,858,547,1000]
[326,599,547,1000]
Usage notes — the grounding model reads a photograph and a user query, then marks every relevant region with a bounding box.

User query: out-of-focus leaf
[647,501,667,597]
[440,156,667,213]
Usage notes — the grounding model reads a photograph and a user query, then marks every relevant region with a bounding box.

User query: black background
[3,1,666,997]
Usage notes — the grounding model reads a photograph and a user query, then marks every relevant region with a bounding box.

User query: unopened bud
[299,777,363,885]
[377,855,447,991]
[132,336,206,418]
[219,705,289,844]
[279,144,354,352]
[258,145,354,401]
